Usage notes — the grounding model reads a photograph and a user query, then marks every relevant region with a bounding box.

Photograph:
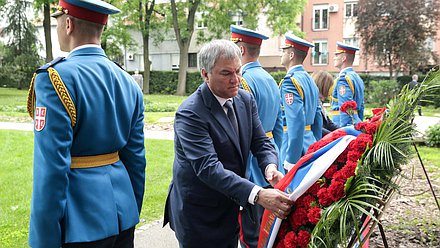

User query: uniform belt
[331,110,358,116]
[265,131,273,139]
[283,125,311,132]
[71,152,119,169]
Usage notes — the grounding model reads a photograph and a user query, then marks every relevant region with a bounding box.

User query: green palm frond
[310,177,384,247]
[364,68,440,180]
[309,69,440,248]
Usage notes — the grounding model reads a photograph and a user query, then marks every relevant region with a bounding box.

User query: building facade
[22,1,439,74]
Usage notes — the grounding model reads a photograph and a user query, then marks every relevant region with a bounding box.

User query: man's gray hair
[198,40,241,73]
[412,74,418,81]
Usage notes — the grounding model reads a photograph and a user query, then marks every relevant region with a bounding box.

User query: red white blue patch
[339,85,346,95]
[284,93,294,105]
[34,107,46,131]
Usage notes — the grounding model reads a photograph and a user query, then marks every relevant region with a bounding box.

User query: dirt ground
[369,158,440,247]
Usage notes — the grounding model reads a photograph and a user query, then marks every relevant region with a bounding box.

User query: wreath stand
[348,141,440,248]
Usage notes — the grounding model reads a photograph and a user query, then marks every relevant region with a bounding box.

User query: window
[196,12,207,29]
[313,5,329,30]
[343,38,360,66]
[312,41,328,65]
[425,37,435,51]
[345,1,358,17]
[197,20,207,29]
[343,37,359,48]
[188,53,198,68]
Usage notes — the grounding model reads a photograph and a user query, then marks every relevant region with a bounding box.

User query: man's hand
[265,165,284,187]
[256,188,294,219]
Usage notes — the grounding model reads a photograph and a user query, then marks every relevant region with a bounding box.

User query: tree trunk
[142,35,150,94]
[176,43,189,96]
[43,3,53,62]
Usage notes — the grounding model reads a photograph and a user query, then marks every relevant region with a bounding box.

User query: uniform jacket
[330,67,365,127]
[279,65,322,165]
[163,82,277,247]
[29,47,146,247]
[241,61,283,187]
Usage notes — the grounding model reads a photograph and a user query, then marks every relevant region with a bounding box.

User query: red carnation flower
[275,240,286,248]
[306,182,321,197]
[328,180,346,201]
[340,100,357,114]
[317,187,333,207]
[297,230,311,248]
[372,107,386,116]
[307,206,321,225]
[323,164,338,179]
[336,149,348,164]
[347,150,363,163]
[290,207,308,230]
[283,231,297,248]
[295,194,316,209]
[333,160,357,182]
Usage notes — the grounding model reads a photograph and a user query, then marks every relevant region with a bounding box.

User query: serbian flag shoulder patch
[338,85,346,95]
[35,107,47,131]
[284,93,293,105]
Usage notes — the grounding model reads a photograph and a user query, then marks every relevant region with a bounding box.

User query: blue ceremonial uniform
[330,67,365,126]
[28,46,146,247]
[230,24,283,248]
[280,65,322,166]
[241,61,283,186]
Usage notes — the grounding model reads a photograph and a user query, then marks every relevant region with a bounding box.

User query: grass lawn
[0,130,173,247]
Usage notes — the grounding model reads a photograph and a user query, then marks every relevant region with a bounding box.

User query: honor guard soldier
[331,41,365,126]
[279,33,322,171]
[230,25,284,248]
[27,0,146,247]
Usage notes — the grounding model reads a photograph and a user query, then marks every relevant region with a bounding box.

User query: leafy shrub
[425,124,440,147]
[365,80,400,105]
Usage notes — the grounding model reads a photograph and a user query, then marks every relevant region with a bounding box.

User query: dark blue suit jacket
[164,82,277,247]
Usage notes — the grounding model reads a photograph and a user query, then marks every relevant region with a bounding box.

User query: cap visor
[51,11,64,18]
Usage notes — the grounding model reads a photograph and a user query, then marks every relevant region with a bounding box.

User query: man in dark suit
[163,40,293,248]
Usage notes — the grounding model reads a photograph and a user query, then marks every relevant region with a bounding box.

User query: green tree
[357,0,440,79]
[122,0,168,94]
[170,0,200,96]
[100,1,137,64]
[34,0,56,62]
[170,0,307,95]
[0,0,42,89]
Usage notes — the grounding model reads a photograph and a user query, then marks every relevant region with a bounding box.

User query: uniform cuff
[264,163,278,178]
[283,160,294,171]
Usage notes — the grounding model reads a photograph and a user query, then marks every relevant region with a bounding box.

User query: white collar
[69,44,101,55]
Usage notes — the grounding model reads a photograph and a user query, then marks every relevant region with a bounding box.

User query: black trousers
[62,227,135,248]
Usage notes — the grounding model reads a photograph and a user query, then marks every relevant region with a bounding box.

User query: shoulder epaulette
[344,75,355,97]
[290,77,304,100]
[27,57,77,127]
[240,77,252,95]
[36,57,65,73]
[283,72,293,79]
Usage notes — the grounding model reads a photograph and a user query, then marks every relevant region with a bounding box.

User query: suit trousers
[62,227,135,248]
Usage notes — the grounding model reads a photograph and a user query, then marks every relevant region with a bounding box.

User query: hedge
[2,68,437,107]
